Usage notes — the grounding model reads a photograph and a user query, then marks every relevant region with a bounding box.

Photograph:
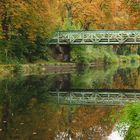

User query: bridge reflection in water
[48,89,140,106]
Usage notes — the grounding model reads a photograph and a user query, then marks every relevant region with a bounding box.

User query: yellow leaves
[0,0,60,40]
[15,23,22,29]
[71,0,108,29]
[57,0,140,29]
[0,0,140,32]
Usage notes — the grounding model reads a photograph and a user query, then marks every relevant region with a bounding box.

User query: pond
[0,64,140,140]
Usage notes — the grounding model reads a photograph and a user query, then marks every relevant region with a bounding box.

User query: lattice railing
[49,30,140,45]
[48,91,140,106]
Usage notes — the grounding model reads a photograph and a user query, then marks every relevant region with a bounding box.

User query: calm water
[0,64,140,140]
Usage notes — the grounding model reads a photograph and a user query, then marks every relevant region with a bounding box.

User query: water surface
[0,64,139,140]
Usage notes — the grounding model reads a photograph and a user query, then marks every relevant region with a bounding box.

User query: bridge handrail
[49,89,140,93]
[57,30,140,33]
[49,30,140,45]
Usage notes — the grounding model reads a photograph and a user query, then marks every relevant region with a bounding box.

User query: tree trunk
[66,3,72,29]
[2,11,9,40]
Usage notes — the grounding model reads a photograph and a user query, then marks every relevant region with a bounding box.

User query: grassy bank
[0,45,140,77]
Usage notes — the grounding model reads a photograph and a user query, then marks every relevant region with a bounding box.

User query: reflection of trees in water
[0,67,139,139]
[0,75,55,139]
[50,74,71,90]
[113,68,140,89]
[55,126,107,140]
[0,82,121,140]
[138,66,140,75]
[0,75,56,111]
[71,66,117,89]
[0,83,12,140]
[54,106,121,140]
[70,65,140,90]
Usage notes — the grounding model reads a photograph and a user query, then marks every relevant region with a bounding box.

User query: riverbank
[0,60,140,79]
[0,63,77,78]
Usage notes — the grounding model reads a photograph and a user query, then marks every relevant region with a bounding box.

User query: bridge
[49,30,140,45]
[48,89,140,106]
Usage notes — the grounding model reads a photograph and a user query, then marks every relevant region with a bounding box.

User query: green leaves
[120,103,140,140]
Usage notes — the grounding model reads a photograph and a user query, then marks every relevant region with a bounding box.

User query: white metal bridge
[49,30,140,45]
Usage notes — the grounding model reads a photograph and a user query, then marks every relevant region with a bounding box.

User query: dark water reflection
[50,64,140,90]
[0,64,139,140]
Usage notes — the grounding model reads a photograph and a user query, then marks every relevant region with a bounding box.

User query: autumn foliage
[0,0,140,63]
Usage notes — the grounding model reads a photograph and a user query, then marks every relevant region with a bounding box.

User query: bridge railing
[48,91,140,106]
[49,30,140,45]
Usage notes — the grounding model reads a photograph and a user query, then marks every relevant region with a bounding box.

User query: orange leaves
[120,0,140,29]
[73,0,107,29]
[0,0,61,41]
[1,0,139,40]
[58,0,140,29]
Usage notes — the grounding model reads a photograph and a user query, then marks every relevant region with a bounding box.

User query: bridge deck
[49,30,140,45]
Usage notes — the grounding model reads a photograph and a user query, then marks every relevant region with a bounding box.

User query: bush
[121,103,140,140]
[71,45,119,64]
[13,63,23,74]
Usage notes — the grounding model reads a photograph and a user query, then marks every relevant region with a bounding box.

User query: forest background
[0,0,140,64]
